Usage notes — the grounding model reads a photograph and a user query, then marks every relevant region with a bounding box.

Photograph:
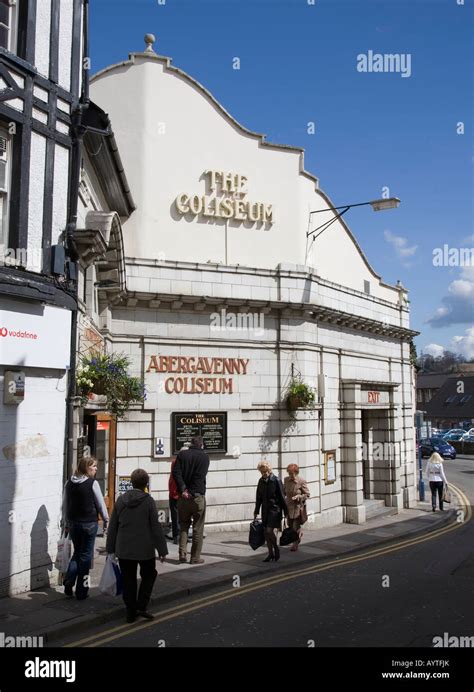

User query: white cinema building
[78,35,418,530]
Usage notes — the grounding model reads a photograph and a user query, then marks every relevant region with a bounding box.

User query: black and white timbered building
[0,0,87,595]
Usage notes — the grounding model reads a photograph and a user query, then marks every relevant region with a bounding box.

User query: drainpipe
[64,0,90,481]
[276,267,282,478]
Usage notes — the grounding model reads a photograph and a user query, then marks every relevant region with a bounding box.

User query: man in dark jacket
[106,468,168,623]
[172,436,210,564]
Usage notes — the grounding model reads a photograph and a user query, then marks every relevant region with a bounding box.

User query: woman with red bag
[284,463,310,552]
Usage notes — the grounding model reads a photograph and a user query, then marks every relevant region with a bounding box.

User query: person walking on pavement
[106,468,168,623]
[254,461,287,562]
[62,456,109,600]
[167,457,180,544]
[172,436,210,564]
[425,452,449,512]
[283,463,310,552]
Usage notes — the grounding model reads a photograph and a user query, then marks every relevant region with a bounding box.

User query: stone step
[364,500,398,520]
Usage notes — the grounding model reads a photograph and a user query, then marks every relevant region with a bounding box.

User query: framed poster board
[324,450,336,485]
[172,412,227,454]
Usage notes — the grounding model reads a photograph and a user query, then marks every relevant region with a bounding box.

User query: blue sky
[89,0,473,358]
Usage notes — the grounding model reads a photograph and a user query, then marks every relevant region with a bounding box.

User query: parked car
[420,437,456,459]
[462,428,474,438]
[461,434,474,444]
[443,431,466,442]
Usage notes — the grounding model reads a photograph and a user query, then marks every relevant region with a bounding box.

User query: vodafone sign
[0,327,38,340]
[0,300,71,369]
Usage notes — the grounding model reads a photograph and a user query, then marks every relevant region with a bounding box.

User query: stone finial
[144,34,156,53]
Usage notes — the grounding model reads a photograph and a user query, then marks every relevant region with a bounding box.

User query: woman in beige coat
[283,463,310,551]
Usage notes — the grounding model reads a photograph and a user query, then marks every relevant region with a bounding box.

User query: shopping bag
[248,520,265,550]
[442,484,451,504]
[99,554,123,596]
[54,532,72,572]
[280,524,299,546]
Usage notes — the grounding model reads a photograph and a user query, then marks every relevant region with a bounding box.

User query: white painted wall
[34,0,52,78]
[58,0,73,91]
[107,287,414,530]
[0,367,68,596]
[90,54,399,302]
[51,144,70,245]
[27,133,46,272]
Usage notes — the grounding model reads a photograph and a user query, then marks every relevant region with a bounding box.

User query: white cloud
[449,327,474,360]
[427,263,474,327]
[384,230,418,264]
[422,328,474,360]
[423,343,445,357]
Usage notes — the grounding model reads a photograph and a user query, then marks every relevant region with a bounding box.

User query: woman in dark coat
[254,461,287,562]
[106,468,168,623]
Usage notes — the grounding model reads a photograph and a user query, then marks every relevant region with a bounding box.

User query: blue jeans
[64,521,98,599]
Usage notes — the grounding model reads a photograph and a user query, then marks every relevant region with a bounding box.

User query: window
[417,389,422,403]
[0,0,18,53]
[0,126,11,246]
[364,280,370,295]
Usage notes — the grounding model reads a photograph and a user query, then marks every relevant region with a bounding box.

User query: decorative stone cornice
[107,290,418,342]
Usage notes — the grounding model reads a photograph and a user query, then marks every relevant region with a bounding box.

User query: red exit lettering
[367,391,380,404]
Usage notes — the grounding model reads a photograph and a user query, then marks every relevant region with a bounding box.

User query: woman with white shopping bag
[62,456,109,600]
[106,469,168,623]
[425,452,449,512]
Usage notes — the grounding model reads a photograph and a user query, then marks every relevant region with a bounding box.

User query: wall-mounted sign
[97,421,109,431]
[4,370,25,404]
[324,450,336,485]
[118,476,148,495]
[363,389,390,406]
[155,437,165,456]
[0,298,71,369]
[147,355,249,394]
[175,170,274,225]
[118,476,133,494]
[172,412,227,454]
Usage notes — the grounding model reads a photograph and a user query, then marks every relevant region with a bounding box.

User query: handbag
[299,503,308,525]
[442,484,451,504]
[99,554,123,596]
[54,531,72,573]
[248,520,265,551]
[280,522,299,546]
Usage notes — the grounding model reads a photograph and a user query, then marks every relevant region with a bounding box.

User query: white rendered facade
[83,40,417,531]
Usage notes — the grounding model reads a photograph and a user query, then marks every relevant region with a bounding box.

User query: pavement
[0,495,461,645]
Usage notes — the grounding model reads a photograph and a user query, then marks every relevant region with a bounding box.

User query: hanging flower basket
[76,352,146,418]
[91,378,107,396]
[287,393,304,411]
[285,378,316,413]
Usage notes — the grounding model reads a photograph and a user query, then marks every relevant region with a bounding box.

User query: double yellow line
[66,484,471,647]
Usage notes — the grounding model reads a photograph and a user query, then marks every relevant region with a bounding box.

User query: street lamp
[307,197,400,241]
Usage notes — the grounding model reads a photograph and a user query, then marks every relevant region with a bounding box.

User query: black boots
[263,546,280,562]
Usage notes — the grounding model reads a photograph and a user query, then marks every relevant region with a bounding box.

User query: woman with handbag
[254,461,287,562]
[284,463,310,551]
[425,452,448,512]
